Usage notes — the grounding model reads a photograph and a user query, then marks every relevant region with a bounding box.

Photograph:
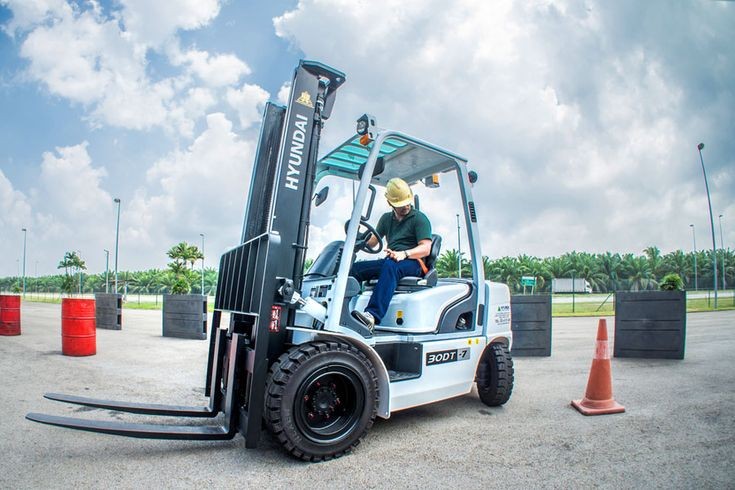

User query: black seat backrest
[424,234,442,271]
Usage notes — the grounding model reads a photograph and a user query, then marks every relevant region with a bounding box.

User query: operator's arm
[366,233,380,249]
[404,239,432,259]
[407,211,432,259]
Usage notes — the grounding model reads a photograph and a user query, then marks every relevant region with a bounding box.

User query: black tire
[264,341,379,461]
[476,343,514,407]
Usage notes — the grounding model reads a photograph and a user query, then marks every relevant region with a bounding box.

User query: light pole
[104,249,110,293]
[200,233,205,296]
[571,269,577,313]
[697,143,718,308]
[690,224,698,291]
[719,214,726,290]
[456,214,461,278]
[114,197,121,295]
[21,228,27,297]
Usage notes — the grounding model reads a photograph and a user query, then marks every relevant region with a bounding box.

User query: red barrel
[0,294,21,336]
[61,298,96,356]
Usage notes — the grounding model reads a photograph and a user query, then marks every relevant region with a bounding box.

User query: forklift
[27,60,514,461]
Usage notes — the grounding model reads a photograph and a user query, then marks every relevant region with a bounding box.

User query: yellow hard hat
[385,178,413,207]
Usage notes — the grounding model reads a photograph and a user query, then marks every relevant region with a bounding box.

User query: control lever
[278,279,327,323]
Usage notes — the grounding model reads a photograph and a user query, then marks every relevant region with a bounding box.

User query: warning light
[423,174,440,188]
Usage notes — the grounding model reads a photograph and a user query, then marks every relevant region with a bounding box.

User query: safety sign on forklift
[495,304,511,327]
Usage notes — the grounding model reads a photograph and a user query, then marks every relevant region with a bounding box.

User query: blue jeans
[350,258,423,323]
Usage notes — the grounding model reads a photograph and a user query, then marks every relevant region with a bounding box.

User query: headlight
[356,113,375,136]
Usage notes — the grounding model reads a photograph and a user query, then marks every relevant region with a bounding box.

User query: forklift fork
[26,314,245,441]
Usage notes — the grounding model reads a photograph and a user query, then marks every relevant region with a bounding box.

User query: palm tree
[83,273,105,293]
[597,252,623,292]
[488,256,522,292]
[622,255,656,291]
[185,243,204,270]
[57,251,86,295]
[662,250,691,287]
[157,271,179,295]
[135,269,162,295]
[166,241,204,293]
[643,246,665,281]
[167,242,189,269]
[435,249,470,278]
[203,267,218,296]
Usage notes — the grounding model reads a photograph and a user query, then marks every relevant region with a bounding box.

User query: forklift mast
[212,61,345,443]
[220,59,343,351]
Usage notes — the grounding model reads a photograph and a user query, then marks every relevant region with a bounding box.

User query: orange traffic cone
[572,319,625,416]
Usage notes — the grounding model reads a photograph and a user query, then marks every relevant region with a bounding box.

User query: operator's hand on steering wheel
[344,219,383,255]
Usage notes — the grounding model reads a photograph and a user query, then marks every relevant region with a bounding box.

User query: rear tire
[476,343,514,406]
[264,341,378,461]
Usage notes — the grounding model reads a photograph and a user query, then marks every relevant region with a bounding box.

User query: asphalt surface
[1,302,733,489]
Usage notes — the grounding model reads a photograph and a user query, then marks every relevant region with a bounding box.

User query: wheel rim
[294,365,365,445]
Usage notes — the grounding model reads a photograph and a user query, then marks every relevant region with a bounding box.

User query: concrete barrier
[614,290,686,359]
[510,294,552,357]
[162,294,207,340]
[95,293,122,330]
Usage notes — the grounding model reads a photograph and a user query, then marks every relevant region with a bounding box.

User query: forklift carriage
[27,60,514,461]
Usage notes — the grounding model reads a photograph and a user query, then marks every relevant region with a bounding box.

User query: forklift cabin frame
[316,130,486,341]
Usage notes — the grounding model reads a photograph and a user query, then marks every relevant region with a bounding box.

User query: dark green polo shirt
[376,208,432,251]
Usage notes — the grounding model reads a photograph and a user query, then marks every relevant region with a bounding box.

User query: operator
[350,177,432,332]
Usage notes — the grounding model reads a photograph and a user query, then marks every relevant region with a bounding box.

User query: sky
[0,0,733,278]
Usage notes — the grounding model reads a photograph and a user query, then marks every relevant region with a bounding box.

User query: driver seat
[395,234,442,290]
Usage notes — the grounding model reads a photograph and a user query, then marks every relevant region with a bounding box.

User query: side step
[25,413,234,440]
[43,393,217,418]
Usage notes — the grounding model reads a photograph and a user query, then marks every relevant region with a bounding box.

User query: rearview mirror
[314,187,329,207]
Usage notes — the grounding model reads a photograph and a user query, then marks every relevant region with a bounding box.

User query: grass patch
[553,302,615,317]
[686,297,735,312]
[19,293,735,316]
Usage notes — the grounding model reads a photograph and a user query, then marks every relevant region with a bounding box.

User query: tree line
[1,246,732,295]
[434,246,733,293]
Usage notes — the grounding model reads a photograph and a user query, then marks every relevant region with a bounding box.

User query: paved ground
[1,303,733,489]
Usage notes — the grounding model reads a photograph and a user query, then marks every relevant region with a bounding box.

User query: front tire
[476,343,514,406]
[264,341,378,461]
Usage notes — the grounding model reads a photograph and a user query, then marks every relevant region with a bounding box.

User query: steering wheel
[344,219,383,255]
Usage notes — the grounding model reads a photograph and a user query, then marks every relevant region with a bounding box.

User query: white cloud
[19,9,123,104]
[119,0,221,48]
[277,82,291,105]
[0,169,32,229]
[1,142,118,274]
[124,113,255,266]
[17,6,177,130]
[2,0,733,278]
[226,83,270,129]
[0,0,70,34]
[12,1,241,134]
[0,170,32,277]
[275,0,735,257]
[177,49,251,87]
[34,143,118,266]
